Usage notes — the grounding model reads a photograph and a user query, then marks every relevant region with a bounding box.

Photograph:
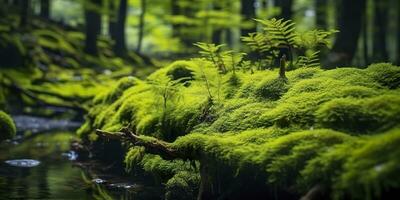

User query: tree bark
[136,0,146,53]
[372,0,389,62]
[212,3,223,44]
[171,0,181,38]
[327,0,366,67]
[240,0,256,37]
[108,0,117,40]
[19,0,29,27]
[275,0,293,20]
[40,0,50,19]
[362,6,369,66]
[315,0,327,29]
[84,0,102,55]
[397,0,400,65]
[114,0,128,56]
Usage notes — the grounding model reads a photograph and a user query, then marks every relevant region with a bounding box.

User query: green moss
[316,95,400,133]
[165,171,200,200]
[254,76,288,100]
[366,63,400,89]
[0,110,16,141]
[80,62,400,199]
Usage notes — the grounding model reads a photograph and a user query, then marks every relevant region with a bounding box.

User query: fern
[297,51,320,68]
[148,76,185,112]
[296,29,339,49]
[241,32,272,53]
[241,32,277,69]
[255,18,297,69]
[194,42,227,73]
[256,18,297,49]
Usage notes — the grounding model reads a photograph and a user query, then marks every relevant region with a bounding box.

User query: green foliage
[194,42,228,73]
[240,18,336,71]
[0,111,16,142]
[297,51,320,68]
[256,18,297,49]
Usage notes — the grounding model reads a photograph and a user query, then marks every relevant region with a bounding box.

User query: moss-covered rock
[0,110,16,141]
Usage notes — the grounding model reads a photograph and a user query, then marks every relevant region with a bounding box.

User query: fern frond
[256,18,297,48]
[241,32,272,53]
[295,29,338,49]
[194,42,228,73]
[297,51,320,68]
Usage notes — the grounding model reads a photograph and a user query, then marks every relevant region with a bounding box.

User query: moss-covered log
[96,129,187,161]
[78,61,400,200]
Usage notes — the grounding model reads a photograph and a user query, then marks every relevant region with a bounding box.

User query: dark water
[0,130,163,200]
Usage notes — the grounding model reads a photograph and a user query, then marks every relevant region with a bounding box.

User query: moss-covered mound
[0,111,16,141]
[80,61,400,200]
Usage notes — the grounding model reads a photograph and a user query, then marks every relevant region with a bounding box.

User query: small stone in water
[62,150,78,161]
[5,159,41,168]
[92,178,106,184]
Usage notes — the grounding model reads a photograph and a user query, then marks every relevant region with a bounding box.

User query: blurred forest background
[1,0,399,68]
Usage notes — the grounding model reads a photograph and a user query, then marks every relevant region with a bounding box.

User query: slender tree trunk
[171,0,180,38]
[397,0,400,64]
[362,6,369,66]
[114,0,127,56]
[40,0,50,19]
[315,0,327,29]
[212,3,223,44]
[327,0,366,67]
[372,0,389,62]
[108,0,117,40]
[137,0,146,53]
[275,0,293,20]
[19,0,29,27]
[240,0,256,37]
[84,0,102,55]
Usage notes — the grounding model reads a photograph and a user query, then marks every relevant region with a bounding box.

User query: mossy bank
[78,60,400,200]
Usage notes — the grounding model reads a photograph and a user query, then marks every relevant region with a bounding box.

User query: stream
[0,116,163,200]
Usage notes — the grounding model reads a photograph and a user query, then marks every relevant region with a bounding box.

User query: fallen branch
[95,129,192,160]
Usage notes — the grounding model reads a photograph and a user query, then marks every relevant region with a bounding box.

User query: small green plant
[241,32,277,70]
[241,18,337,72]
[148,76,185,113]
[194,42,228,73]
[297,51,320,68]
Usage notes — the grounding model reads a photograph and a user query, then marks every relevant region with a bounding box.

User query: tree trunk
[171,0,181,38]
[240,0,256,37]
[212,3,223,44]
[372,0,389,62]
[114,0,127,56]
[84,0,102,55]
[362,6,369,66]
[19,0,29,27]
[108,0,117,40]
[315,0,327,29]
[40,0,50,19]
[397,0,400,65]
[327,0,366,67]
[137,0,146,53]
[275,0,293,20]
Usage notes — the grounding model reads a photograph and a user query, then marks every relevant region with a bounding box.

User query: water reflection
[0,131,163,200]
